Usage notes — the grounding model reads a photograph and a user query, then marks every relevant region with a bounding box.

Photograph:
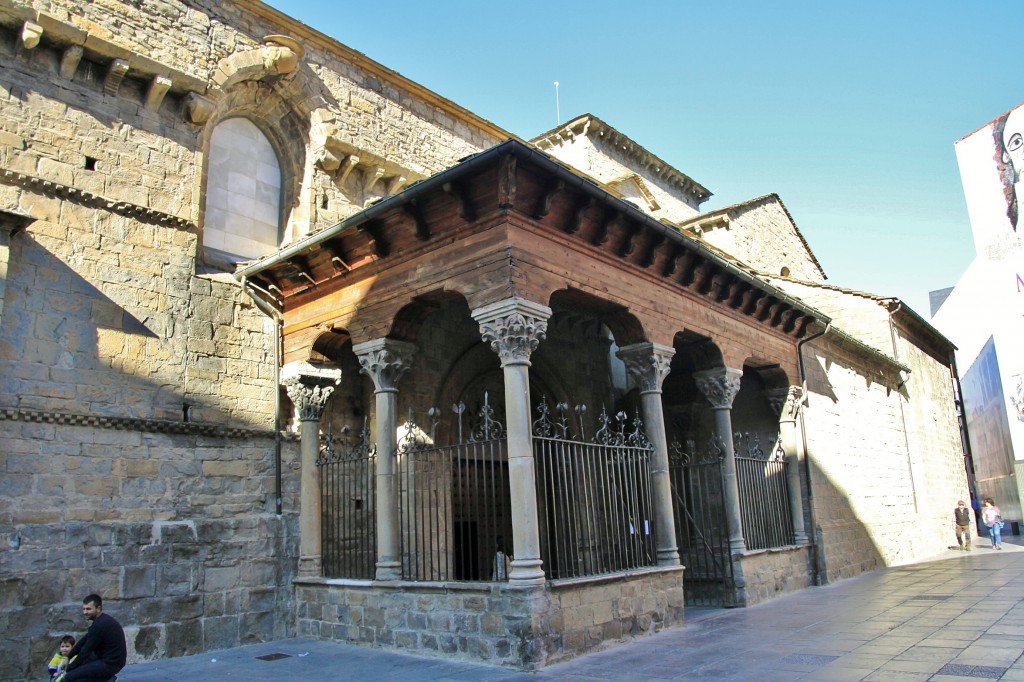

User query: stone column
[281,361,342,577]
[353,338,416,581]
[617,342,680,566]
[768,385,809,545]
[694,367,746,554]
[472,298,551,587]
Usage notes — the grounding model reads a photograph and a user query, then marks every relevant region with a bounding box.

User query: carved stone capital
[281,361,342,422]
[693,367,743,409]
[352,339,417,393]
[616,342,675,394]
[472,299,551,366]
[767,385,803,420]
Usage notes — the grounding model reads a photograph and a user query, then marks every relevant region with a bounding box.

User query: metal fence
[734,432,792,551]
[395,397,513,582]
[668,436,735,607]
[533,400,657,580]
[318,422,377,579]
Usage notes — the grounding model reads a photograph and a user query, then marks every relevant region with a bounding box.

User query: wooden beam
[661,243,685,278]
[324,239,352,273]
[592,210,623,246]
[293,254,317,288]
[565,196,594,235]
[617,221,642,258]
[404,199,431,241]
[358,220,390,258]
[498,153,517,209]
[534,179,566,219]
[442,181,476,222]
[639,230,664,268]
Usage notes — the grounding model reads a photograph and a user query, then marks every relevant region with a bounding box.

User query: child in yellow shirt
[47,635,75,679]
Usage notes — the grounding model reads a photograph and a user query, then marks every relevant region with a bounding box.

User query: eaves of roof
[764,274,956,355]
[235,139,829,332]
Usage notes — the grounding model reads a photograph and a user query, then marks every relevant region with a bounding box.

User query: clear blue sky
[267,0,1023,318]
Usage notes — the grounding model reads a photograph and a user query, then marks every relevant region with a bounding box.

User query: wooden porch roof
[235,139,830,341]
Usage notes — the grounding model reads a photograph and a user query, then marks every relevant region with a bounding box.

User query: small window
[84,156,98,171]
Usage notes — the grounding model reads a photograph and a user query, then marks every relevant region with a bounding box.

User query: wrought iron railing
[318,422,376,579]
[734,432,793,551]
[533,399,657,580]
[395,396,513,582]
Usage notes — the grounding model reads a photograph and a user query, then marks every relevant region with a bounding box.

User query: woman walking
[981,498,1004,549]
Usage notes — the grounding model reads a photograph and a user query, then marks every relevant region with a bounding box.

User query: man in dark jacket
[954,500,973,551]
[63,594,126,681]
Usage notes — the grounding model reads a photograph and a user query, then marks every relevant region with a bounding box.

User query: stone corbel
[314,146,341,172]
[183,92,216,125]
[19,20,42,50]
[104,58,129,97]
[363,166,385,194]
[60,45,83,80]
[144,75,172,111]
[386,175,407,196]
[338,154,360,186]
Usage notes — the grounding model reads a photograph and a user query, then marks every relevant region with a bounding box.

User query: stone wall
[733,546,814,606]
[0,0,507,678]
[802,333,961,582]
[295,566,684,670]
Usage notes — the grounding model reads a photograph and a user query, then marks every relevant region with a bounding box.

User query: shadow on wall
[0,231,298,681]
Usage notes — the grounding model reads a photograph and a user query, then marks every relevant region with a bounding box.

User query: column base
[657,547,681,566]
[298,555,321,577]
[793,531,810,545]
[375,560,401,581]
[508,558,546,587]
[729,538,747,554]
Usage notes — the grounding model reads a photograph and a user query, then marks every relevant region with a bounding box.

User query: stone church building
[0,0,969,677]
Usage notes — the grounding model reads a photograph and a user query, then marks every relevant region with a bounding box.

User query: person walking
[954,500,973,550]
[981,498,1004,550]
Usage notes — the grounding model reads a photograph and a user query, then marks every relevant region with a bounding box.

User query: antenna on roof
[554,81,560,126]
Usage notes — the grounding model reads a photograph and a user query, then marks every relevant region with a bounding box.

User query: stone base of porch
[294,565,685,670]
[732,544,814,606]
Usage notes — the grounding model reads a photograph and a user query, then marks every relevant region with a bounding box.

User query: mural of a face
[1002,107,1024,183]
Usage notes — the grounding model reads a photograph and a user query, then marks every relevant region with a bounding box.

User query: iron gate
[318,422,377,579]
[669,436,735,607]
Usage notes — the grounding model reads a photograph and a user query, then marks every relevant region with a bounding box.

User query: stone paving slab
[115,540,1024,681]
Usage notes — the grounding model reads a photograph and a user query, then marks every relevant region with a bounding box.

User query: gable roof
[675,193,826,280]
[531,113,712,207]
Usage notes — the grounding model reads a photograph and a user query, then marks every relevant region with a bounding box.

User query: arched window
[203,117,282,262]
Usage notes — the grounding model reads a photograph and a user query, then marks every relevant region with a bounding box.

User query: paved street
[121,540,1024,681]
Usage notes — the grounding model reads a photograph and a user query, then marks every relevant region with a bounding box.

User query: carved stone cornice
[352,339,416,393]
[472,299,551,367]
[0,169,195,230]
[0,407,279,439]
[616,342,675,394]
[766,385,803,420]
[693,367,743,409]
[281,361,342,421]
